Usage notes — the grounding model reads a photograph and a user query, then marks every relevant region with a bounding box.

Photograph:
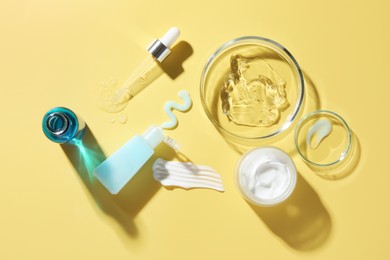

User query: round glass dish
[294,110,352,168]
[200,36,304,143]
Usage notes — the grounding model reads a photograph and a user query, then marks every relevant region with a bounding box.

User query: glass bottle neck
[46,112,69,136]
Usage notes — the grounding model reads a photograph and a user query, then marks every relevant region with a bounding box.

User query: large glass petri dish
[200,36,304,143]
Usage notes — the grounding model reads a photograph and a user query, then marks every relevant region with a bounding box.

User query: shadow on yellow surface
[61,126,177,238]
[159,41,193,80]
[249,173,332,251]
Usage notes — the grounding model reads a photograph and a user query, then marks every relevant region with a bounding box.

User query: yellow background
[1,0,389,259]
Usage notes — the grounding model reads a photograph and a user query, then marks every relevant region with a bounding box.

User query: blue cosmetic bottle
[94,126,165,194]
[94,90,192,194]
[42,107,86,145]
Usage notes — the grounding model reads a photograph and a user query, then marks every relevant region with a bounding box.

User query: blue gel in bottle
[42,107,86,145]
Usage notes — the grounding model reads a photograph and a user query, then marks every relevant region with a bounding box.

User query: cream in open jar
[235,147,297,206]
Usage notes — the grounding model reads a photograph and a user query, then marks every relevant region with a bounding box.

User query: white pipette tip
[159,27,180,49]
[147,27,181,62]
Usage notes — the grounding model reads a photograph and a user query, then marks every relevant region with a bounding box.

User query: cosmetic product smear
[306,119,333,149]
[161,90,192,129]
[153,159,224,192]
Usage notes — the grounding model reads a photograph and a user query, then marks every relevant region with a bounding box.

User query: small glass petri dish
[235,147,297,206]
[200,36,304,144]
[294,110,352,169]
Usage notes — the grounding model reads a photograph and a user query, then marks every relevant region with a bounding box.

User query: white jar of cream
[235,147,297,206]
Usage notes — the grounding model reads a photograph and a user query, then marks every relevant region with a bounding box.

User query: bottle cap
[147,27,180,62]
[46,112,69,135]
[42,107,83,144]
[142,125,164,148]
[159,27,180,48]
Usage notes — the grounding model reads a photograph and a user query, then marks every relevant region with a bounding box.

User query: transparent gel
[221,55,289,127]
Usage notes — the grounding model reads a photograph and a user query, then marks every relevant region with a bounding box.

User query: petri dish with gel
[200,36,304,144]
[294,110,352,169]
[235,147,297,206]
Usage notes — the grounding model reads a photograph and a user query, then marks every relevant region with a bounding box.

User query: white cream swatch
[306,119,333,149]
[152,159,224,192]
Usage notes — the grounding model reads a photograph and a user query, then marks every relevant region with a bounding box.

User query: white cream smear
[245,161,290,200]
[152,159,224,192]
[306,119,333,149]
